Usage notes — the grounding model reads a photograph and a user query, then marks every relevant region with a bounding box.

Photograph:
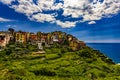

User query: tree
[8,28,15,35]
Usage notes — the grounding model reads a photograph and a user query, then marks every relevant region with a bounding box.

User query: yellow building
[15,32,27,43]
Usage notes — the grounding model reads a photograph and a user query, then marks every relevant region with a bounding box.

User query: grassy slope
[0,44,120,80]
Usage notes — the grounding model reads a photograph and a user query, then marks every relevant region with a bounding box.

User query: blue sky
[0,0,120,43]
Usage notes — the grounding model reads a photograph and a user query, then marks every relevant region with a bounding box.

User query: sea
[86,43,120,64]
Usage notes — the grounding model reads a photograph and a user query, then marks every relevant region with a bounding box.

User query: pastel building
[15,32,27,43]
[30,33,37,41]
[0,33,10,47]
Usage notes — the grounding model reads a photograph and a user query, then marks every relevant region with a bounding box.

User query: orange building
[30,33,38,41]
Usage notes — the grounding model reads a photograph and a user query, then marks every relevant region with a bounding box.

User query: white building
[38,42,43,50]
[53,35,58,42]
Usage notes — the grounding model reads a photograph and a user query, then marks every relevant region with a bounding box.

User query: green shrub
[46,54,60,60]
[32,68,56,76]
[77,49,92,58]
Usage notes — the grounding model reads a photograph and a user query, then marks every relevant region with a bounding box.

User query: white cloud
[29,13,56,22]
[0,0,120,28]
[56,20,76,28]
[62,0,90,18]
[63,0,120,22]
[88,21,96,24]
[0,17,13,22]
[11,0,42,16]
[0,0,15,4]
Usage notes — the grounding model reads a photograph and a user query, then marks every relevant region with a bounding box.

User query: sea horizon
[87,43,120,63]
[86,42,120,44]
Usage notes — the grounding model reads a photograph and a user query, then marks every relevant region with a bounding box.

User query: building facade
[15,32,27,43]
[0,32,10,47]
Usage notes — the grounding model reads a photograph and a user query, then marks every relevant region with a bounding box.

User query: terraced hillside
[0,42,120,80]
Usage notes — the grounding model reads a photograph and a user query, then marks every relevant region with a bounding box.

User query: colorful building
[0,33,10,47]
[29,33,38,42]
[15,32,27,43]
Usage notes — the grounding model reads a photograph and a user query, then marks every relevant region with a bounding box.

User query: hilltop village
[0,29,119,80]
[0,28,86,51]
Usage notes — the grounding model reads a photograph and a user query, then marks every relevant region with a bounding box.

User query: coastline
[86,43,120,64]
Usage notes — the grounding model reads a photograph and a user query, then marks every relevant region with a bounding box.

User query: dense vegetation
[0,42,120,80]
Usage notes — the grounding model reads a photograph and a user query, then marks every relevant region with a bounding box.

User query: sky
[0,0,120,43]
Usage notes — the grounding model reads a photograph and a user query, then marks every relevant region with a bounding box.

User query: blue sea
[87,43,120,63]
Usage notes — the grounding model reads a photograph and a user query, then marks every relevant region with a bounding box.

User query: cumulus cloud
[56,20,76,28]
[0,0,15,4]
[0,0,120,28]
[88,21,96,24]
[0,17,13,22]
[29,13,56,22]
